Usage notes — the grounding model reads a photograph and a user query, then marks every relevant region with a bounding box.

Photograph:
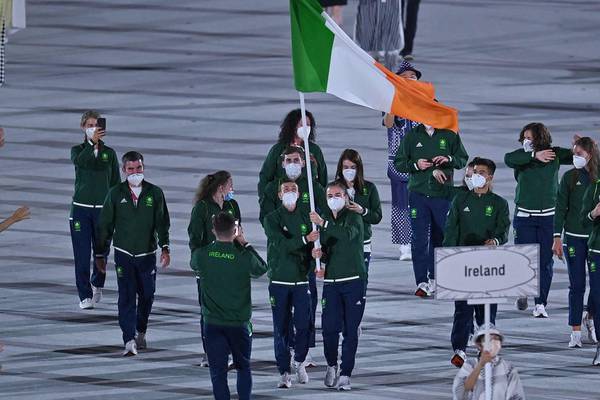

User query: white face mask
[489,339,502,357]
[127,173,144,187]
[85,127,96,140]
[342,168,356,182]
[471,173,487,189]
[522,139,534,152]
[284,163,302,180]
[327,197,345,212]
[464,176,474,191]
[296,126,311,139]
[281,191,298,208]
[347,187,355,200]
[424,124,435,136]
[573,155,587,169]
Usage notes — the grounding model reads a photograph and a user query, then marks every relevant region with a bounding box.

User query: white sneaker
[336,375,351,391]
[91,285,102,304]
[199,355,209,367]
[593,345,600,366]
[533,304,549,318]
[135,332,146,350]
[399,245,412,261]
[415,282,431,297]
[123,340,137,356]
[79,298,94,309]
[451,350,467,368]
[569,331,583,348]
[583,312,598,343]
[304,349,317,367]
[515,297,528,311]
[278,372,292,389]
[428,278,436,294]
[324,365,338,388]
[294,361,309,384]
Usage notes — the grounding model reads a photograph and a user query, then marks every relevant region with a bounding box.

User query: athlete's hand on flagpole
[309,211,324,227]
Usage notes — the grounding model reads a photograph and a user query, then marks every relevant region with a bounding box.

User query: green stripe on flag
[290,0,334,92]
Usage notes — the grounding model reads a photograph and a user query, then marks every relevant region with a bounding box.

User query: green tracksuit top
[580,180,600,252]
[188,198,241,253]
[394,125,468,197]
[258,142,327,198]
[554,168,592,239]
[259,173,326,226]
[320,208,366,281]
[504,147,572,214]
[96,181,170,256]
[349,180,382,244]
[264,205,314,283]
[71,140,120,209]
[443,190,510,247]
[191,241,267,326]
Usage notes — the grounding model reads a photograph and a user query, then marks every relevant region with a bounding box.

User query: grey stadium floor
[1,1,600,399]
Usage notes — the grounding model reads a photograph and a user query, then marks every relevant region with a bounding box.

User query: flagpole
[298,91,322,271]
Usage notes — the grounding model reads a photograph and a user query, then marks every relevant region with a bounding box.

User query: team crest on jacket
[145,196,153,207]
[439,138,447,150]
[101,152,109,161]
[485,205,493,216]
[300,224,308,235]
[302,192,310,203]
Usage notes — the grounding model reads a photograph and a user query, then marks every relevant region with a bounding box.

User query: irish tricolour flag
[290,0,459,132]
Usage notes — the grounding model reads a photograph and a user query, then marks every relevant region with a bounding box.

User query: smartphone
[97,118,106,131]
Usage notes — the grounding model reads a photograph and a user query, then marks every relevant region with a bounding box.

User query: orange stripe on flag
[375,62,459,133]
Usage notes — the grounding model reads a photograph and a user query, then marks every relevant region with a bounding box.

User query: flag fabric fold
[290,0,459,132]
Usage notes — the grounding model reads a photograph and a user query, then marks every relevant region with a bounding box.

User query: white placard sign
[434,244,539,301]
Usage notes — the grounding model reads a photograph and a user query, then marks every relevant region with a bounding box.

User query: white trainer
[294,361,309,384]
[568,331,583,348]
[199,356,209,367]
[123,340,137,356]
[324,365,338,388]
[415,282,431,297]
[533,304,549,318]
[336,375,351,391]
[79,298,94,309]
[583,312,598,343]
[593,345,600,366]
[304,349,317,367]
[135,332,146,350]
[428,278,436,294]
[91,285,102,304]
[278,372,292,389]
[399,245,412,261]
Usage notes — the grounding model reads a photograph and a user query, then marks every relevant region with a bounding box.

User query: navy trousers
[269,283,311,374]
[514,215,554,306]
[204,322,252,400]
[586,254,600,341]
[114,251,156,344]
[564,236,595,325]
[408,191,450,284]
[451,301,497,352]
[70,205,107,300]
[196,277,208,354]
[322,279,366,377]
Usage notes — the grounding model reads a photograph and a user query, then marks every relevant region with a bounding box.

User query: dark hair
[278,109,316,144]
[574,136,599,183]
[472,157,496,175]
[122,151,144,165]
[279,179,299,192]
[326,179,347,193]
[80,110,101,127]
[335,149,365,192]
[519,122,552,151]
[281,145,305,159]
[194,170,231,204]
[213,211,236,236]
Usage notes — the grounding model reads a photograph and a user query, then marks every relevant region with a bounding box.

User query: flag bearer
[264,180,319,388]
[95,151,171,356]
[394,123,468,297]
[554,137,599,348]
[442,157,510,367]
[191,212,267,400]
[309,181,366,391]
[70,110,120,309]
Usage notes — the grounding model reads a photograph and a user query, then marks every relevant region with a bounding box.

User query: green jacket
[504,147,572,213]
[349,180,382,243]
[259,172,326,226]
[320,208,366,281]
[96,181,170,256]
[258,142,327,198]
[443,190,510,247]
[554,168,591,239]
[264,205,314,283]
[580,180,600,252]
[71,140,120,210]
[191,241,267,326]
[188,199,241,253]
[394,125,468,197]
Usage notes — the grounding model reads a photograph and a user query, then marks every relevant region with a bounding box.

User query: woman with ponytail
[554,137,599,347]
[188,170,241,366]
